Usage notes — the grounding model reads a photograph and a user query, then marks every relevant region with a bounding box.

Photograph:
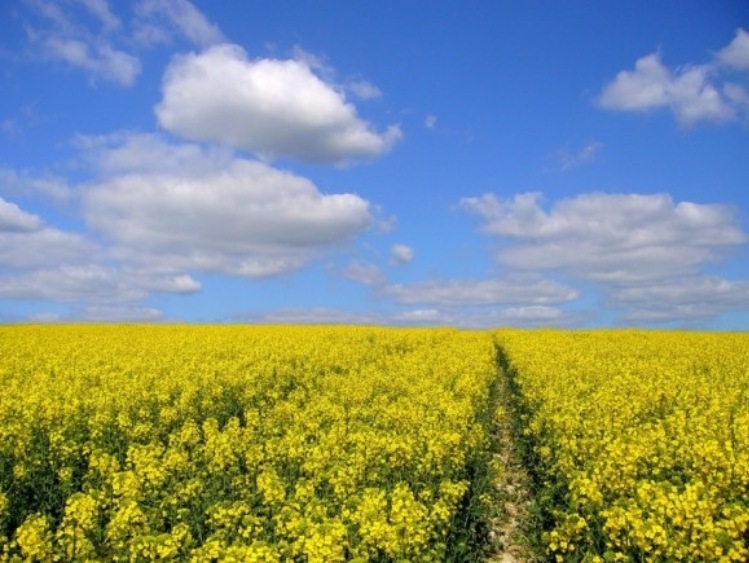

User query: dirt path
[485,359,538,562]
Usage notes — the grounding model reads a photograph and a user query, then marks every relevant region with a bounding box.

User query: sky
[1,1,748,328]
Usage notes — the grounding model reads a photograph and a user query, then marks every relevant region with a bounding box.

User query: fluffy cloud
[73,132,235,175]
[82,135,373,278]
[598,29,749,125]
[0,192,201,306]
[462,192,745,284]
[383,277,578,307]
[0,228,94,269]
[461,191,749,324]
[0,266,199,303]
[0,197,43,232]
[0,168,72,202]
[155,44,401,163]
[598,54,733,124]
[615,276,749,322]
[717,28,749,70]
[390,244,414,265]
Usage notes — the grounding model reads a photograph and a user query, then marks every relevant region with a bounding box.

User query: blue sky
[1,1,748,328]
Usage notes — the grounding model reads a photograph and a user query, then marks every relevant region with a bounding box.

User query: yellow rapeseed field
[0,325,498,561]
[496,329,749,562]
[2,325,749,561]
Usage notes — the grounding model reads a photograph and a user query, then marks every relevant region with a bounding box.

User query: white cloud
[717,28,749,70]
[155,44,401,163]
[77,305,166,322]
[40,35,141,86]
[0,197,43,232]
[133,0,225,47]
[23,0,223,86]
[424,114,437,129]
[598,29,749,126]
[598,54,733,125]
[391,305,574,328]
[26,306,166,323]
[24,0,140,86]
[81,135,373,278]
[0,195,199,304]
[384,277,578,307]
[461,192,745,284]
[0,228,95,269]
[390,244,414,265]
[0,168,73,202]
[0,266,199,303]
[344,261,385,286]
[346,80,382,100]
[73,132,235,175]
[246,304,573,328]
[556,141,603,171]
[250,307,382,325]
[616,276,749,323]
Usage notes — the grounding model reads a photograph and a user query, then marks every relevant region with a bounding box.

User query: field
[0,326,748,561]
[497,330,749,562]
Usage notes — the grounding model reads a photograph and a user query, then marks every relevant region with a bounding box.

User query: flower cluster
[0,325,498,561]
[497,329,749,561]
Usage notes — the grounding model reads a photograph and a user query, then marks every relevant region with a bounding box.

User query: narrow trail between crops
[485,345,538,562]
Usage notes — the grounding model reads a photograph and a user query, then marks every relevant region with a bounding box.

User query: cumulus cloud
[155,44,401,163]
[717,28,749,70]
[0,228,95,269]
[383,277,578,307]
[461,192,745,284]
[461,191,749,324]
[0,168,73,202]
[133,0,225,47]
[81,134,373,278]
[0,266,199,303]
[0,197,43,232]
[344,261,385,286]
[73,132,235,175]
[390,244,414,265]
[0,194,201,308]
[598,54,733,125]
[598,29,749,125]
[614,276,749,322]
